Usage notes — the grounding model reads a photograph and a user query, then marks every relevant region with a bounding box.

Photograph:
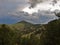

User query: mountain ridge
[0,18,60,45]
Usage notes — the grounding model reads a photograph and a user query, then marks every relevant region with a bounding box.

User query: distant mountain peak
[18,20,27,23]
[17,20,32,24]
[20,20,28,23]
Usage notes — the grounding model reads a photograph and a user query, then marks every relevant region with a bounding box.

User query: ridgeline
[0,19,60,45]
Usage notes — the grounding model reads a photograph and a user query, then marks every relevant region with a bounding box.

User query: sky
[0,0,27,24]
[0,0,60,24]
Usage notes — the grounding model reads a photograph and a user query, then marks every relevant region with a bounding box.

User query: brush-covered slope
[40,19,60,45]
[9,20,41,34]
[0,19,60,45]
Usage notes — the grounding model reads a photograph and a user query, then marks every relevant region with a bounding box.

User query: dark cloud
[29,0,43,8]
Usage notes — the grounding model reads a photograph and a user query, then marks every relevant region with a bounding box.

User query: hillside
[0,19,60,45]
[8,20,41,34]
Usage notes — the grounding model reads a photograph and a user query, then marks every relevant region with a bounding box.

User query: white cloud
[22,0,60,14]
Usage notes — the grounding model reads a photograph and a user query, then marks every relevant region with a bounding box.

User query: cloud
[28,0,49,8]
[9,0,59,24]
[23,0,60,14]
[0,0,59,24]
[11,10,58,24]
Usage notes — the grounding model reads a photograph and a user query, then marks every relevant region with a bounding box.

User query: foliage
[0,19,60,45]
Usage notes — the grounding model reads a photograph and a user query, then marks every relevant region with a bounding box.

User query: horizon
[0,0,60,24]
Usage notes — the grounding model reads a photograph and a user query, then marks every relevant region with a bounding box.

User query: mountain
[9,20,41,34]
[39,19,60,45]
[0,19,60,45]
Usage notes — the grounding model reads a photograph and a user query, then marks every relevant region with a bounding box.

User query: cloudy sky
[0,0,59,24]
[0,0,28,24]
[0,0,28,15]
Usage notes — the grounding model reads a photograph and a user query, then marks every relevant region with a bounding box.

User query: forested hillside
[0,19,60,45]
